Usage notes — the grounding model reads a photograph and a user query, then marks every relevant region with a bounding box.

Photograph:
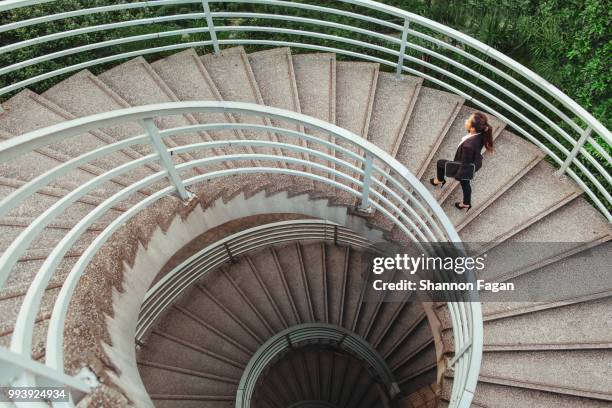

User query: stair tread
[367,72,422,157]
[139,331,243,380]
[481,243,611,316]
[478,349,612,399]
[395,86,464,176]
[460,161,582,244]
[41,69,160,162]
[247,47,313,193]
[479,198,611,282]
[455,380,612,408]
[273,243,313,323]
[0,91,135,199]
[292,53,337,196]
[483,296,612,348]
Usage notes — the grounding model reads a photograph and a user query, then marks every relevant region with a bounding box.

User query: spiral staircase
[0,1,611,408]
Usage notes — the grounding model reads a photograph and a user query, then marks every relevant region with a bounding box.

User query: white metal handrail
[136,219,372,342]
[0,102,480,407]
[1,0,609,221]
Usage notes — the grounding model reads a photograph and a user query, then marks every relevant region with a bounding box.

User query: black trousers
[436,159,472,205]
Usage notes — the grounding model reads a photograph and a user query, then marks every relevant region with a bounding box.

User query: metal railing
[0,101,481,407]
[136,219,372,342]
[235,323,400,407]
[0,0,610,221]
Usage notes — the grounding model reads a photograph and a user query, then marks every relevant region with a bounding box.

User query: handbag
[445,161,475,180]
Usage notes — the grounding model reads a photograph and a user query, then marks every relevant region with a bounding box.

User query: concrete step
[200,266,274,342]
[247,48,313,195]
[480,242,611,318]
[150,399,233,408]
[292,53,337,197]
[341,248,368,331]
[41,70,156,157]
[441,130,544,228]
[273,243,314,323]
[0,178,122,223]
[248,248,299,327]
[224,259,286,333]
[367,73,422,158]
[448,380,612,408]
[419,106,505,201]
[199,47,279,157]
[478,197,611,283]
[459,161,582,244]
[0,92,143,200]
[395,87,464,176]
[334,61,379,205]
[387,319,434,371]
[0,129,116,200]
[477,349,612,401]
[96,57,203,179]
[0,285,59,359]
[324,243,348,326]
[139,329,243,380]
[482,297,612,351]
[394,345,437,388]
[376,305,426,360]
[300,242,327,323]
[0,217,99,255]
[137,360,237,397]
[154,305,252,365]
[177,284,262,352]
[150,49,270,202]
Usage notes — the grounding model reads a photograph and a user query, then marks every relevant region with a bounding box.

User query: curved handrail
[1,0,609,221]
[0,102,480,408]
[235,323,399,408]
[136,219,373,341]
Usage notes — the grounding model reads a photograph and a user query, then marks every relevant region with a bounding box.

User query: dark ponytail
[471,112,494,153]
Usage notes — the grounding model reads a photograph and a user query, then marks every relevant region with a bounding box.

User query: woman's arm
[455,144,475,180]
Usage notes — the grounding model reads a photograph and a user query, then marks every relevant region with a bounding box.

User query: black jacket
[453,134,484,180]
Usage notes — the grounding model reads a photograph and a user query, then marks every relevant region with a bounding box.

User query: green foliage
[0,0,610,210]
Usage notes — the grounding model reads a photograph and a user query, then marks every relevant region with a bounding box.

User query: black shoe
[429,178,446,188]
[454,202,472,211]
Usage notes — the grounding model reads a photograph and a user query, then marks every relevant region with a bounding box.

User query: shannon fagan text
[372,279,514,293]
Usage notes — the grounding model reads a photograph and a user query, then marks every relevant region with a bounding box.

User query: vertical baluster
[202,0,220,55]
[140,118,195,201]
[556,126,592,176]
[395,18,410,79]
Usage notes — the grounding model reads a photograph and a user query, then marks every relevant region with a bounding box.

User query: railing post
[358,153,374,213]
[555,126,592,176]
[202,0,220,55]
[140,118,195,202]
[395,18,410,79]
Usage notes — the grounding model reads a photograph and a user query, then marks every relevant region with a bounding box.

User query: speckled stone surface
[151,48,274,201]
[452,380,612,408]
[247,47,313,195]
[366,72,422,157]
[460,161,582,243]
[483,296,612,348]
[0,90,142,200]
[395,87,464,177]
[335,61,379,207]
[292,53,337,197]
[479,197,611,282]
